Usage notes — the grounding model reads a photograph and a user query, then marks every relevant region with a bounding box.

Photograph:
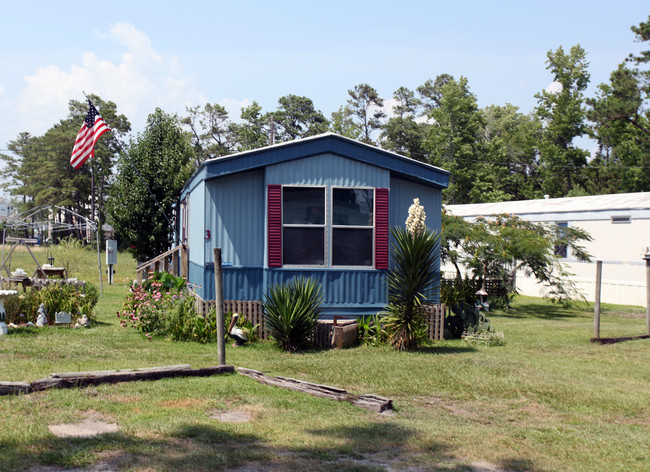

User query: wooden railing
[136,244,188,283]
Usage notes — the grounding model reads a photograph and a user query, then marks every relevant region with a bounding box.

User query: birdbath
[0,289,18,335]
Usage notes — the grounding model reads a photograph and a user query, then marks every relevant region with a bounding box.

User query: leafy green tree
[480,104,543,201]
[441,210,592,301]
[346,83,386,144]
[181,103,234,165]
[231,101,271,152]
[330,105,362,140]
[535,45,590,197]
[380,86,429,161]
[106,108,194,262]
[586,17,650,194]
[416,74,453,115]
[270,95,329,142]
[422,75,486,204]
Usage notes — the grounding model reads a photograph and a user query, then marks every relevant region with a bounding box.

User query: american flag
[70,101,110,169]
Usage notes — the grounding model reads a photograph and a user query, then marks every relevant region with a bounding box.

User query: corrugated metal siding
[205,170,265,267]
[389,177,442,230]
[266,153,390,187]
[265,269,387,307]
[199,267,387,315]
[188,261,206,299]
[187,182,205,264]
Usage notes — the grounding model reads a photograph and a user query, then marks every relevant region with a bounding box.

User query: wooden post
[214,248,225,365]
[645,250,650,335]
[594,260,602,339]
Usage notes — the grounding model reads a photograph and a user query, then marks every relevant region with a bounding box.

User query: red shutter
[375,188,389,269]
[267,185,282,267]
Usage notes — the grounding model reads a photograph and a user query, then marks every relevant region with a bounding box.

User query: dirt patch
[48,418,119,438]
[29,451,132,472]
[209,409,252,423]
[159,397,210,409]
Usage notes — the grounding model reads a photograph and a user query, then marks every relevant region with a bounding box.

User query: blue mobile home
[179,133,449,317]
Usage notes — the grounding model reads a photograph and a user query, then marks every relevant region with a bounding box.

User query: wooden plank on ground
[50,364,192,378]
[0,381,32,395]
[14,365,234,394]
[236,367,392,413]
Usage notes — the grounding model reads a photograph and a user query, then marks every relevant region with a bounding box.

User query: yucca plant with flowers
[384,198,441,350]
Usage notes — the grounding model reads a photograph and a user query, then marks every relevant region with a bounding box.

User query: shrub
[4,284,99,325]
[383,225,441,351]
[119,277,178,335]
[262,277,323,352]
[441,276,497,339]
[357,314,388,347]
[119,271,260,344]
[462,325,506,346]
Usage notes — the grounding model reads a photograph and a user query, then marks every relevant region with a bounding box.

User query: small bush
[120,271,259,344]
[357,314,388,347]
[462,326,506,346]
[4,284,99,325]
[262,277,323,352]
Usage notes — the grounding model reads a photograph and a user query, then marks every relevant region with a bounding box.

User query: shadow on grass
[414,345,477,355]
[2,420,546,472]
[494,301,580,320]
[5,326,39,337]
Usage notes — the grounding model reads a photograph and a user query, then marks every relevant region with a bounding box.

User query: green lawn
[0,246,648,471]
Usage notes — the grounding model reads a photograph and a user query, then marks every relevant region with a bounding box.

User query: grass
[1,246,649,471]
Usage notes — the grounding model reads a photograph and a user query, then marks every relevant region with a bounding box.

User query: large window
[280,186,374,267]
[332,188,373,266]
[282,187,325,265]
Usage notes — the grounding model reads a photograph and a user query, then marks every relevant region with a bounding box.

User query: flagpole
[80,95,175,274]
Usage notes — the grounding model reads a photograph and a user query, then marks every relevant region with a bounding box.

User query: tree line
[1,16,647,260]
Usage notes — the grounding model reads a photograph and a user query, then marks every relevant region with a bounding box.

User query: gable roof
[181,133,449,198]
[446,192,650,220]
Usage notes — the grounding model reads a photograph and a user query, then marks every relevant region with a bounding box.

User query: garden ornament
[36,304,47,327]
[227,313,249,346]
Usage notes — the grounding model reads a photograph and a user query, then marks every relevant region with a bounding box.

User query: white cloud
[2,23,198,146]
[220,97,252,121]
[546,81,563,94]
[0,23,254,153]
[0,84,4,97]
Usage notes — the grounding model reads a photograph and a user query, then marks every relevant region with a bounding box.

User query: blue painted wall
[204,170,265,267]
[187,181,205,265]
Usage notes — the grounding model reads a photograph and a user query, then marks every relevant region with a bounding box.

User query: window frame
[281,185,327,267]
[330,186,375,268]
[279,185,376,269]
[611,215,631,224]
[554,221,569,259]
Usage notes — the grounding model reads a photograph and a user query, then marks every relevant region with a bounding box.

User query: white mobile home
[445,192,650,307]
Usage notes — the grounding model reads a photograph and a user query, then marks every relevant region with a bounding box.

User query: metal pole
[96,229,103,295]
[214,248,225,365]
[594,261,602,339]
[645,250,650,335]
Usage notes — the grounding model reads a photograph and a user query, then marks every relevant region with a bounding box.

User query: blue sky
[0,1,648,156]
